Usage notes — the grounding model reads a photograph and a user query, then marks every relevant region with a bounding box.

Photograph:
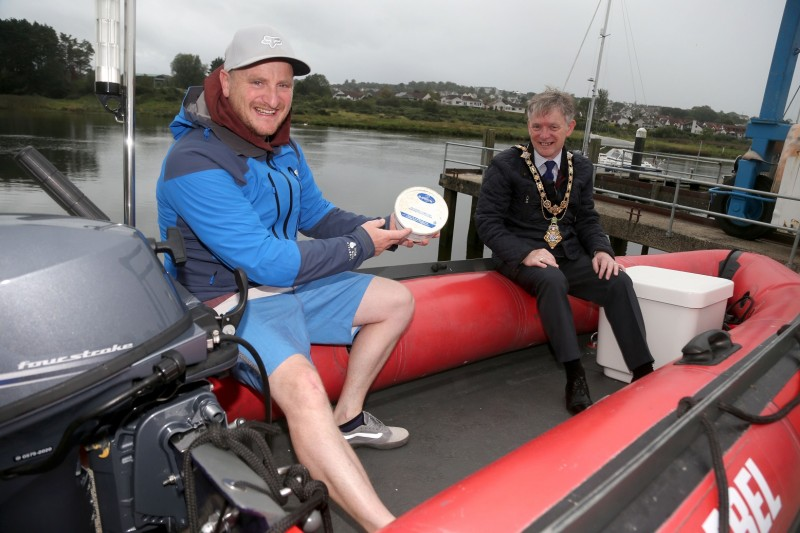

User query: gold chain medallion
[517,145,574,249]
[544,217,562,248]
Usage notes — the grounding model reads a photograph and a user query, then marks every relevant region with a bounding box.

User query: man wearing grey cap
[157,25,427,531]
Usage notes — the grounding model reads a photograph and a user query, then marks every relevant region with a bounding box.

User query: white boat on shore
[598,147,662,173]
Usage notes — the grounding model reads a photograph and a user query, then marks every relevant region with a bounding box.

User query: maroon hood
[203,66,291,152]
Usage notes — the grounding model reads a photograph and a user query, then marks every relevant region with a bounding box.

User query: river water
[0,109,501,267]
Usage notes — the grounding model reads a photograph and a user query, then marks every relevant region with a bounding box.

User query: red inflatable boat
[215,249,800,532]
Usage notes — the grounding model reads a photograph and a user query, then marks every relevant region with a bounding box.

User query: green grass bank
[0,94,748,159]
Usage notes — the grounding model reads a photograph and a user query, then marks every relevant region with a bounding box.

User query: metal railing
[441,141,500,177]
[599,147,734,185]
[592,167,800,268]
[439,141,800,269]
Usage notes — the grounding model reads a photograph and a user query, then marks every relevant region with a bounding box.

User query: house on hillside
[724,124,746,138]
[441,93,485,109]
[395,91,431,101]
[332,89,372,101]
[460,95,484,109]
[488,98,525,113]
[441,95,463,106]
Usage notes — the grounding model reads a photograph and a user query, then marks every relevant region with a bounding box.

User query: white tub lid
[394,186,449,237]
[626,265,734,308]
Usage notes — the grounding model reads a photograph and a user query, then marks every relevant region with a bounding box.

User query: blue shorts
[228,271,373,390]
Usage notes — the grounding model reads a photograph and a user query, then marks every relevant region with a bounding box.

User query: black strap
[718,249,743,280]
[717,250,756,329]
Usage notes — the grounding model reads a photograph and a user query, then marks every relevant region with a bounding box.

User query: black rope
[677,396,729,533]
[676,378,800,533]
[719,388,800,424]
[182,422,332,533]
[267,463,331,533]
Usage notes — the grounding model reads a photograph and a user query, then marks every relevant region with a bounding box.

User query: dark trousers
[498,253,654,370]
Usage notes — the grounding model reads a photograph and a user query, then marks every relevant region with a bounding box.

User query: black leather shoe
[565,376,593,415]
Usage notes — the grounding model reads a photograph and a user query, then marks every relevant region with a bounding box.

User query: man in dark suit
[474,87,654,415]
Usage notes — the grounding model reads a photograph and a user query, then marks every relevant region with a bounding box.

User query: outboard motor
[0,214,328,532]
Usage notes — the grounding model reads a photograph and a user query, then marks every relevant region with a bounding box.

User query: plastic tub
[394,186,449,241]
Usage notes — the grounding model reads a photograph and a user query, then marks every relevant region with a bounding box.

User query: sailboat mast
[581,0,612,154]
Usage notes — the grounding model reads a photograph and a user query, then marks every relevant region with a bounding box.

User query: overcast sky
[2,0,798,118]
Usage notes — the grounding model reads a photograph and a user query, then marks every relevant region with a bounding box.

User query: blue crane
[710,0,800,239]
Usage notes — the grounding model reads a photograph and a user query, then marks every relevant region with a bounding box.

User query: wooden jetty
[436,167,799,271]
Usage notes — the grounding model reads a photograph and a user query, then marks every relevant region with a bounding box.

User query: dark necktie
[542,160,560,201]
[542,160,557,183]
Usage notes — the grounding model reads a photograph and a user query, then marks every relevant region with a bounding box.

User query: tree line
[0,19,94,98]
[1,17,748,132]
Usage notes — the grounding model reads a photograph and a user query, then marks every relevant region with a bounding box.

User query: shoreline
[0,94,746,158]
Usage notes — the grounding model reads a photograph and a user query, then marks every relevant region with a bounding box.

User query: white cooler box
[596,266,734,383]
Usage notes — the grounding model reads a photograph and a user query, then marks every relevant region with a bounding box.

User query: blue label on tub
[400,211,435,228]
[417,193,435,204]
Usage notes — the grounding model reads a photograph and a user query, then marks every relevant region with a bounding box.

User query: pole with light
[95,0,122,120]
[94,0,136,227]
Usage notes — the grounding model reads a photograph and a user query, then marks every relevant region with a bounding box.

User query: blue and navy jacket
[156,87,375,301]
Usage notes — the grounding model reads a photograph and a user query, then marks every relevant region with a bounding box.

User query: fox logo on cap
[224,25,311,75]
[260,36,283,49]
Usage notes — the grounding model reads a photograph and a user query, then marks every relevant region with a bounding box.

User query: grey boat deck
[269,334,626,532]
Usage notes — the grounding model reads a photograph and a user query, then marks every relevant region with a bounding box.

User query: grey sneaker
[341,411,409,449]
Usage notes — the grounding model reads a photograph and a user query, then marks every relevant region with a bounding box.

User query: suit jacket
[474,144,613,266]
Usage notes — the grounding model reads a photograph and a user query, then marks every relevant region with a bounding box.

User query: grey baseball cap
[224,25,311,76]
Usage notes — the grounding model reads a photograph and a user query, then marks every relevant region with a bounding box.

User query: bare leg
[333,277,414,424]
[270,355,395,532]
